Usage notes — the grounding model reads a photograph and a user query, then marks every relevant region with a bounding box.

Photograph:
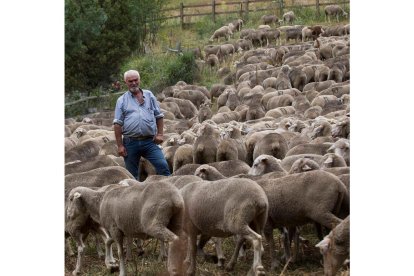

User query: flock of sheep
[65,4,350,276]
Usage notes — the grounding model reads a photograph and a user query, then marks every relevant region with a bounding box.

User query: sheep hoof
[217,257,226,268]
[109,264,119,273]
[255,265,266,276]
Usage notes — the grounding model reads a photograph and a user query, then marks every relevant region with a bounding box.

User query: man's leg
[142,140,171,176]
[123,138,141,179]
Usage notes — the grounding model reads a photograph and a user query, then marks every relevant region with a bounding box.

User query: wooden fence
[160,0,350,28]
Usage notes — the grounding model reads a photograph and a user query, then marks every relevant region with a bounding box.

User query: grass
[65,225,350,275]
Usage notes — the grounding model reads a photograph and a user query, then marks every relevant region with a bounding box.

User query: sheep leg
[159,240,168,262]
[65,237,75,257]
[185,232,197,276]
[115,235,126,276]
[125,236,133,261]
[99,227,118,271]
[197,235,218,263]
[72,233,86,276]
[225,235,246,271]
[213,237,226,268]
[264,227,280,270]
[94,233,105,258]
[291,227,300,263]
[280,227,291,262]
[241,226,265,276]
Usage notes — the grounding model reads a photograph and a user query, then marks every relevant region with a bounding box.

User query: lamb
[316,216,350,276]
[68,181,185,276]
[175,177,268,275]
[209,25,233,42]
[324,5,348,23]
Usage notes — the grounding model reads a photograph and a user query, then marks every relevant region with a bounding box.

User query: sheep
[321,153,347,168]
[176,177,268,275]
[327,138,350,166]
[160,101,185,119]
[316,216,350,276]
[265,106,296,119]
[263,29,281,46]
[261,14,279,25]
[274,65,292,90]
[289,157,321,174]
[234,170,349,269]
[252,132,289,161]
[324,5,348,23]
[66,184,125,275]
[234,39,253,52]
[217,44,235,61]
[65,155,120,175]
[249,154,287,177]
[281,154,325,171]
[174,89,209,109]
[65,166,134,196]
[285,26,302,43]
[192,123,221,164]
[332,116,350,139]
[282,11,295,24]
[65,140,103,163]
[289,67,308,91]
[209,25,233,42]
[69,181,185,276]
[286,142,332,157]
[173,160,251,177]
[163,97,198,119]
[266,94,295,111]
[173,144,194,172]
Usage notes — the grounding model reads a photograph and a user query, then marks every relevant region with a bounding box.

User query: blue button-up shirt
[113,89,164,137]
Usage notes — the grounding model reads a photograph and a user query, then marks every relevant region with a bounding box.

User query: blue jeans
[123,137,170,179]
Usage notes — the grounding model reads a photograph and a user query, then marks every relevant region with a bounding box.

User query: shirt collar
[127,88,145,98]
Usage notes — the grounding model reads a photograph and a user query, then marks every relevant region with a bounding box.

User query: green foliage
[65,0,169,95]
[121,51,199,95]
[165,52,200,86]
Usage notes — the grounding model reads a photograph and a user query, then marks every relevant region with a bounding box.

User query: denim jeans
[123,137,170,179]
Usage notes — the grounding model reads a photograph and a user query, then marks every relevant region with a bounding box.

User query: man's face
[125,73,140,93]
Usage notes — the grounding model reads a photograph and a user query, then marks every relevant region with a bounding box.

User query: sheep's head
[66,190,89,233]
[289,158,320,174]
[249,154,282,175]
[316,236,348,276]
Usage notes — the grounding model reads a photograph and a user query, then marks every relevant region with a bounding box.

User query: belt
[126,135,153,141]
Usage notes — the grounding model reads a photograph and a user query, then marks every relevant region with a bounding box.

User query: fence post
[212,0,216,23]
[180,2,184,29]
[316,0,320,17]
[240,1,243,18]
[245,0,249,19]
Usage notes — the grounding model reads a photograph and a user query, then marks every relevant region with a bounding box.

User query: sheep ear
[261,157,268,163]
[327,144,335,152]
[303,164,312,171]
[324,156,333,164]
[73,192,81,199]
[315,238,330,254]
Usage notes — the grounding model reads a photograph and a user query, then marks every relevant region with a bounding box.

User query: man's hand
[118,144,127,157]
[154,134,164,145]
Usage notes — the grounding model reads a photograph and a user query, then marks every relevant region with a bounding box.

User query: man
[113,69,170,179]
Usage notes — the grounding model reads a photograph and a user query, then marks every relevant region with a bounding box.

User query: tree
[65,0,168,95]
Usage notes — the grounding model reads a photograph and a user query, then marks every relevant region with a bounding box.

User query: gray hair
[124,70,140,81]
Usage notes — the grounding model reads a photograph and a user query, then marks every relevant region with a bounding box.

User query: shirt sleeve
[113,96,125,126]
[149,92,164,119]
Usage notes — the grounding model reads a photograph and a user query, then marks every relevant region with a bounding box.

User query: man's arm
[154,117,164,145]
[114,123,127,156]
